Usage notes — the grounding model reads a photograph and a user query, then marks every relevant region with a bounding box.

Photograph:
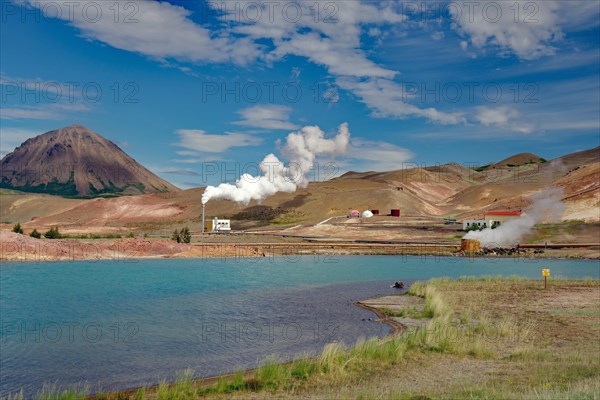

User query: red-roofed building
[484,211,523,217]
[484,211,525,225]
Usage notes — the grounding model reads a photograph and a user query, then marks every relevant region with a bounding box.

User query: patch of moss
[86,178,146,196]
[0,171,77,196]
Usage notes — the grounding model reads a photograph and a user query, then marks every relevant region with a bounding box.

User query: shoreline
[2,230,598,262]
[1,242,598,263]
[354,301,405,335]
[78,292,408,399]
[5,278,600,399]
[2,253,598,263]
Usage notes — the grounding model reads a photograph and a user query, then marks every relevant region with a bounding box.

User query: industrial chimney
[202,203,205,234]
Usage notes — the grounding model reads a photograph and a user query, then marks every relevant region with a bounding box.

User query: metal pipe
[202,203,205,233]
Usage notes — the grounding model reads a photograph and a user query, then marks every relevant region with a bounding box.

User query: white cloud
[0,103,90,120]
[272,31,398,79]
[322,83,340,104]
[20,0,261,65]
[175,129,263,155]
[174,156,224,164]
[555,2,600,31]
[290,67,302,80]
[543,120,600,131]
[233,105,298,130]
[368,27,382,37]
[337,77,465,124]
[16,0,465,126]
[431,31,444,41]
[0,127,39,157]
[451,1,563,59]
[17,0,592,130]
[474,106,534,134]
[1,74,91,120]
[1,74,62,95]
[1,107,62,120]
[159,169,201,177]
[475,106,516,126]
[242,1,464,124]
[347,138,414,171]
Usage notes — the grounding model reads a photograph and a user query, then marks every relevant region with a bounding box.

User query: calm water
[1,255,598,396]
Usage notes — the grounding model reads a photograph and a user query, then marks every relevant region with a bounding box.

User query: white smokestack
[202,123,350,205]
[463,187,564,247]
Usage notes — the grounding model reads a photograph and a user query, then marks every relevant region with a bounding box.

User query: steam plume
[202,123,350,205]
[463,187,564,247]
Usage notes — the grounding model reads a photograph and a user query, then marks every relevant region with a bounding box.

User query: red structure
[391,209,400,217]
[484,211,523,216]
[371,209,380,215]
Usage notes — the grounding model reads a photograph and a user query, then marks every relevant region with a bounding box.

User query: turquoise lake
[1,255,598,396]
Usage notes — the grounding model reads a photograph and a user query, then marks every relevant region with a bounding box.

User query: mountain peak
[62,123,91,130]
[1,125,179,197]
[493,152,545,167]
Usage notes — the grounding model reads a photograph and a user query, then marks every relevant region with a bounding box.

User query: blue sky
[1,0,599,188]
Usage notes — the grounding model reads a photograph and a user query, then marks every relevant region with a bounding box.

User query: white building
[463,219,491,231]
[463,211,524,231]
[484,211,524,225]
[205,217,231,232]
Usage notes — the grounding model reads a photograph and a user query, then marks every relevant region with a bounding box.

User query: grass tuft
[7,278,597,400]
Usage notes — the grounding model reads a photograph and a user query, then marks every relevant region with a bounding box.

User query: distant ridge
[0,125,179,197]
[492,152,545,167]
[1,145,598,229]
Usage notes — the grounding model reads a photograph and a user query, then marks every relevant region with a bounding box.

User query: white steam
[202,123,350,205]
[463,187,564,247]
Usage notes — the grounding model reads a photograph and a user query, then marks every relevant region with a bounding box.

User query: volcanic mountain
[0,125,179,197]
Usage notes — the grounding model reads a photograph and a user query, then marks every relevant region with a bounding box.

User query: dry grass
[3,278,598,399]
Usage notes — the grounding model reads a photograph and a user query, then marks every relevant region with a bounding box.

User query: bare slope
[0,125,179,196]
[1,147,598,232]
[492,152,544,167]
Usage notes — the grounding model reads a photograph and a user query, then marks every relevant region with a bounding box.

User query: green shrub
[172,227,191,243]
[44,227,61,239]
[180,226,191,243]
[466,224,485,232]
[88,233,121,239]
[30,229,41,239]
[12,223,23,234]
[171,229,181,243]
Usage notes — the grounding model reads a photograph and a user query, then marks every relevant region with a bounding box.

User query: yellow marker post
[542,268,551,289]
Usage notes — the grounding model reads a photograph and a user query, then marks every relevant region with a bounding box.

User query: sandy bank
[1,230,598,262]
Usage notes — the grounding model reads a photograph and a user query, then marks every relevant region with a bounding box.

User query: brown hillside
[493,152,544,167]
[1,146,598,234]
[0,125,179,196]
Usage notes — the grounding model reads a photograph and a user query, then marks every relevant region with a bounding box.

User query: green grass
[380,306,430,319]
[5,278,597,400]
[126,281,518,398]
[2,386,90,400]
[59,233,123,239]
[0,171,78,197]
